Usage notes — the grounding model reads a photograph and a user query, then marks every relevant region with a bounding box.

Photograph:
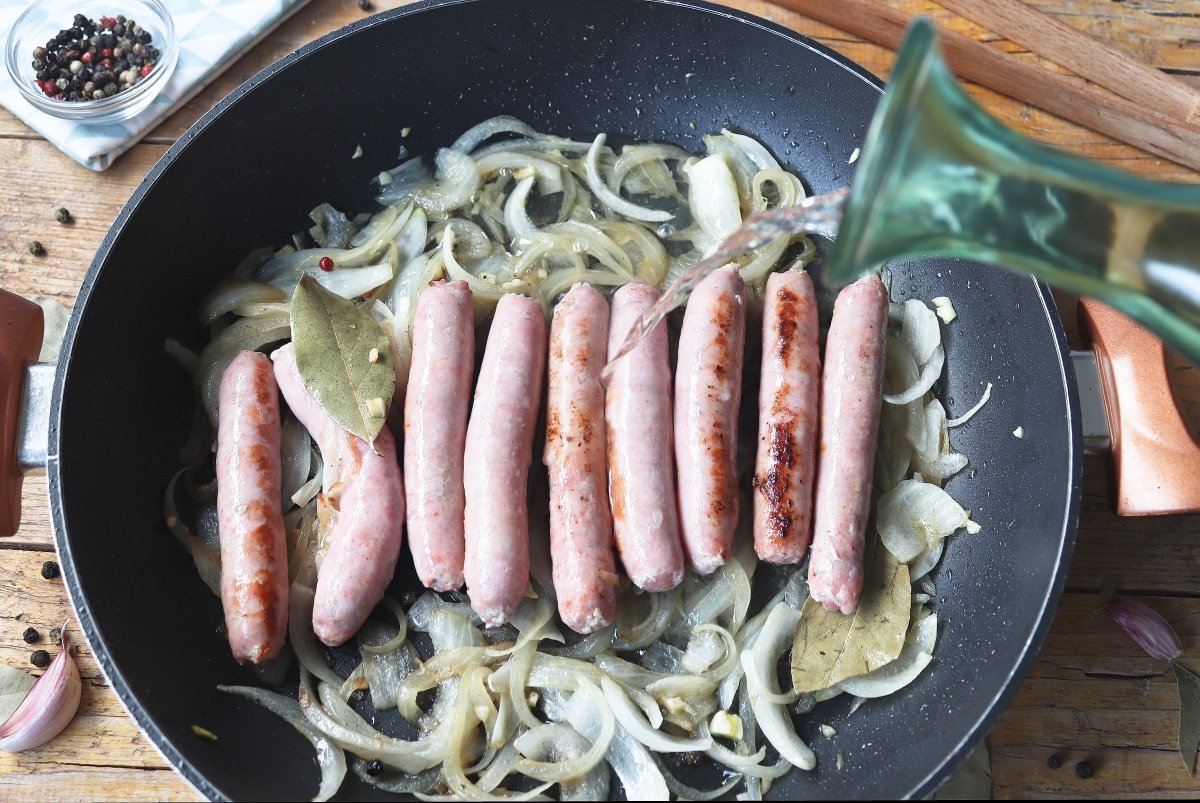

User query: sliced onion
[877,479,976,562]
[199,279,287,326]
[503,175,539,244]
[900,299,941,366]
[408,590,481,631]
[600,677,712,753]
[837,614,937,698]
[741,635,816,770]
[884,344,945,406]
[684,153,743,240]
[705,740,791,779]
[451,115,543,153]
[585,134,673,222]
[614,586,679,649]
[475,152,564,193]
[565,693,670,802]
[720,129,782,172]
[741,605,801,707]
[515,681,614,782]
[412,148,482,214]
[653,752,744,801]
[352,761,439,795]
[947,382,994,427]
[289,585,343,687]
[220,685,346,802]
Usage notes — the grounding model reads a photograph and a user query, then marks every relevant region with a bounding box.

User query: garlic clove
[1102,598,1184,663]
[0,625,82,752]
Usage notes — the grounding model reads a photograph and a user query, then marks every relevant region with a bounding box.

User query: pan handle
[0,287,43,536]
[1077,297,1200,516]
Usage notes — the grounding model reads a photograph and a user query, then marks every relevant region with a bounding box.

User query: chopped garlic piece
[365,397,387,418]
[368,347,380,364]
[819,724,837,738]
[837,750,845,770]
[352,145,363,159]
[848,147,861,164]
[378,171,394,187]
[710,711,743,741]
[1013,425,1024,438]
[401,127,412,138]
[932,296,957,324]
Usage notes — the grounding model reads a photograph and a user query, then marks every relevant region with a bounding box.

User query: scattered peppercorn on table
[1,0,1199,799]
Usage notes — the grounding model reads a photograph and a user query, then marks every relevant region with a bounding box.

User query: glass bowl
[5,0,177,124]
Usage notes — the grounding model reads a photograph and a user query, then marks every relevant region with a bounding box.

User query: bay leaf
[291,274,394,443]
[1175,662,1200,775]
[0,664,36,723]
[791,539,911,693]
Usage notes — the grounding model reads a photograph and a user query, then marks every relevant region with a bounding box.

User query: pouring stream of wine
[602,187,850,381]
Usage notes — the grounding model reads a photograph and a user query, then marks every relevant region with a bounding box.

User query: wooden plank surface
[1,0,1199,799]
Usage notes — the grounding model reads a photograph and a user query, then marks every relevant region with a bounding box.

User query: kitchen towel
[0,0,312,170]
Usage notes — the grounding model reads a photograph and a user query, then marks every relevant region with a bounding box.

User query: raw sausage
[404,280,474,591]
[546,283,618,633]
[272,343,406,646]
[807,273,889,614]
[463,293,547,626]
[753,270,821,564]
[674,266,747,575]
[605,282,684,591]
[216,350,288,664]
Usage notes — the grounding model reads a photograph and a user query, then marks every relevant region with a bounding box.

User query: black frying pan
[36,0,1078,798]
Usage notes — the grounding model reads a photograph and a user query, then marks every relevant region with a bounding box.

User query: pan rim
[45,0,1083,799]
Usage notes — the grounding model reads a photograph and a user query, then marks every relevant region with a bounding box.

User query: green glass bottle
[831,18,1200,364]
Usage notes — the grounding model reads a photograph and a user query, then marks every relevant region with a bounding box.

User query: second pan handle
[1077,297,1200,516]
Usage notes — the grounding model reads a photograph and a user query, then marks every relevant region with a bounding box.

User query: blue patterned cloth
[0,0,311,170]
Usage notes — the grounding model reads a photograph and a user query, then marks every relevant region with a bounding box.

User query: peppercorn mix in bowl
[5,0,176,124]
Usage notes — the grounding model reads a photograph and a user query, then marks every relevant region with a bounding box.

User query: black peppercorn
[49,627,62,646]
[26,240,45,256]
[1046,754,1062,769]
[358,0,375,10]
[1075,760,1094,779]
[365,759,383,776]
[54,207,72,224]
[30,649,50,668]
[41,560,60,579]
[22,627,40,644]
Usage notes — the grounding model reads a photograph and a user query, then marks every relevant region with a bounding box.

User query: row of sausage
[213,268,887,664]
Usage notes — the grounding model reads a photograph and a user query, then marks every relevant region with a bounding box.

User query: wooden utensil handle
[0,288,43,536]
[1077,297,1200,516]
[770,0,1200,172]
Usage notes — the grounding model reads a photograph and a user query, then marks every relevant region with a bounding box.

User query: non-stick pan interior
[49,0,1080,799]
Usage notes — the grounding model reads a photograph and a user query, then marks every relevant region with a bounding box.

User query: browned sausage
[674,266,747,575]
[216,350,288,664]
[546,283,618,633]
[753,270,821,564]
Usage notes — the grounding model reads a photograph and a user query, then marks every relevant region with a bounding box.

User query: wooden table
[1,0,1198,799]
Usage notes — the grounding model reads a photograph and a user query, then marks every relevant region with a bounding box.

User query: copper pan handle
[0,287,44,536]
[1077,297,1200,516]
